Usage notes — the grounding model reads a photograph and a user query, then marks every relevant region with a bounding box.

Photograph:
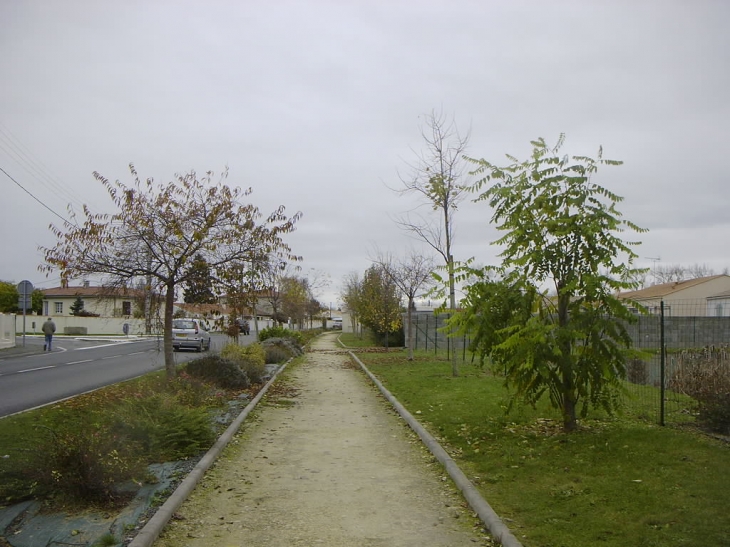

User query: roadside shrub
[221,342,266,384]
[299,328,324,345]
[111,394,217,461]
[262,337,304,362]
[166,371,226,408]
[185,355,250,389]
[627,358,649,385]
[259,326,304,345]
[264,345,291,364]
[27,419,147,506]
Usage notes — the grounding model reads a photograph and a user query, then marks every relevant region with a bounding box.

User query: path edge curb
[348,350,524,547]
[127,361,290,547]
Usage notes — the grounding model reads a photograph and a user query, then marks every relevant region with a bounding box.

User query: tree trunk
[562,387,578,433]
[163,281,176,380]
[557,292,577,431]
[407,296,414,361]
[448,255,458,377]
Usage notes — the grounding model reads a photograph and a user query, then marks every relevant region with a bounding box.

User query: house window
[717,304,724,317]
[122,301,132,316]
[54,302,63,314]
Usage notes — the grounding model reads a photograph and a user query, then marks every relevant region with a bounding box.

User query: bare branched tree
[394,109,470,375]
[373,249,435,360]
[652,263,716,284]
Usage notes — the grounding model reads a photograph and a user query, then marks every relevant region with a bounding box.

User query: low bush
[626,358,649,385]
[670,353,730,434]
[25,418,148,506]
[264,344,292,364]
[110,393,217,461]
[185,355,251,389]
[166,371,226,408]
[262,337,304,361]
[259,326,304,345]
[220,342,266,384]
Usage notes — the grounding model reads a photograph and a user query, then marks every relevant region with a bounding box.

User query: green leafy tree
[0,282,42,313]
[41,164,300,379]
[31,289,44,314]
[183,254,217,304]
[0,281,19,312]
[450,270,535,368]
[358,264,403,345]
[70,295,85,316]
[467,135,647,432]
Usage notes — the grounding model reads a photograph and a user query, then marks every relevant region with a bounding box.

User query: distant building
[41,285,156,318]
[618,275,730,316]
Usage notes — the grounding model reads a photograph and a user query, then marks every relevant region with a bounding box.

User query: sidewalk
[0,337,46,359]
[150,332,493,546]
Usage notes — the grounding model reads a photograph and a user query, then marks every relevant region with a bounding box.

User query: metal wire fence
[408,300,730,427]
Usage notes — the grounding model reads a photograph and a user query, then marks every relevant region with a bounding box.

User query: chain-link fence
[625,299,730,427]
[408,301,730,427]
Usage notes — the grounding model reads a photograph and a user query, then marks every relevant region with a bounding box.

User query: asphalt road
[0,333,236,417]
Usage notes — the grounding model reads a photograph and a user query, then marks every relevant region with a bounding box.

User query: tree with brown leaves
[41,164,301,379]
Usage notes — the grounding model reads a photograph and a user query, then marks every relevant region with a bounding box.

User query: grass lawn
[355,350,730,547]
[338,331,378,348]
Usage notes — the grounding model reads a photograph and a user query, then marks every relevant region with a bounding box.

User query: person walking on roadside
[42,317,56,351]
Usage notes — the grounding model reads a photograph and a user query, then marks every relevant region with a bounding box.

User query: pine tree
[183,254,217,304]
[70,296,85,316]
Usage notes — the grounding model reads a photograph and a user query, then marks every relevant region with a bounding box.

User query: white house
[619,275,730,316]
[707,289,730,317]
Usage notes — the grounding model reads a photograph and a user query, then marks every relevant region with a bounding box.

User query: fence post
[446,313,451,360]
[434,314,438,355]
[660,300,666,427]
[425,315,429,351]
[415,314,419,350]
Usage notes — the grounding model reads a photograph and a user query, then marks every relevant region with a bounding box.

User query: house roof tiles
[619,275,729,300]
[41,286,146,298]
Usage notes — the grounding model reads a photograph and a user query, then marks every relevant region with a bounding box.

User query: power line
[0,165,70,225]
[0,123,88,211]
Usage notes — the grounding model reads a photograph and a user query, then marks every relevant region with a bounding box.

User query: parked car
[331,317,343,330]
[172,318,211,352]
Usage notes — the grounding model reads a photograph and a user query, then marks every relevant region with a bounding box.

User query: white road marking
[66,359,93,365]
[18,366,55,373]
[76,342,134,350]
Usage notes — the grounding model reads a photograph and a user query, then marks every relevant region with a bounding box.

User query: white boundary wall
[0,313,15,348]
[15,315,152,336]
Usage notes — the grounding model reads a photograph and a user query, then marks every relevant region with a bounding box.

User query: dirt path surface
[153,333,492,546]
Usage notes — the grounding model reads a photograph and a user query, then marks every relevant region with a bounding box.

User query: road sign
[17,280,34,347]
[17,280,33,296]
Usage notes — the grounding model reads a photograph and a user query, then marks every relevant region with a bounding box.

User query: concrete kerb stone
[127,360,289,547]
[348,350,524,547]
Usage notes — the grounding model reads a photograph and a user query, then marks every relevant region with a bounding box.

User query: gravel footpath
[152,333,493,546]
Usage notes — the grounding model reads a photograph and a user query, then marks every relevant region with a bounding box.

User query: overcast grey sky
[1,0,728,307]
